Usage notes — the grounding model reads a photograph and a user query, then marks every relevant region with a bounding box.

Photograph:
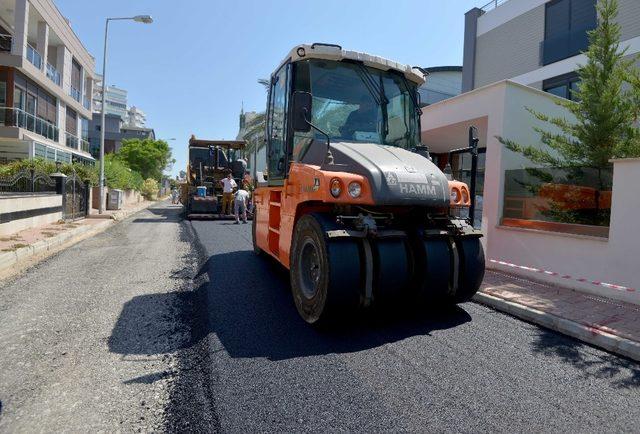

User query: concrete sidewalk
[0,199,158,278]
[475,270,640,362]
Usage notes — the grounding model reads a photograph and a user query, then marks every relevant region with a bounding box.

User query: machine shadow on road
[108,252,472,362]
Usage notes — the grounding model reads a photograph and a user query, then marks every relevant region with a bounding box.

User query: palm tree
[242,79,269,156]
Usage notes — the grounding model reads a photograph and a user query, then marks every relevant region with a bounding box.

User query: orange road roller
[252,43,485,324]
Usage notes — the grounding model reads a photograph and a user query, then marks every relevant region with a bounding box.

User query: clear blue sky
[56,0,480,177]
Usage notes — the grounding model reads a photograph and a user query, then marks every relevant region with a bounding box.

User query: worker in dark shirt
[340,95,378,140]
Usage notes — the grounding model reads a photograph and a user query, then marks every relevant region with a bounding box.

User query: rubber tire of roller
[290,214,361,325]
[420,239,453,302]
[372,238,410,300]
[454,237,485,302]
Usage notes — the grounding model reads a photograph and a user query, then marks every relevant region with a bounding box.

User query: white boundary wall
[421,80,640,304]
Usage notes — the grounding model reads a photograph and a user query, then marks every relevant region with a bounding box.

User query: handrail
[0,106,59,142]
[26,43,42,69]
[65,131,90,153]
[69,85,81,102]
[480,0,509,12]
[46,62,61,86]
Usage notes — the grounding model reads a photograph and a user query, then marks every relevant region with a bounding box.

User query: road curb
[473,292,640,362]
[0,200,157,276]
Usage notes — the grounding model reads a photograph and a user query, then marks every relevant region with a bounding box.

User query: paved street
[1,201,639,432]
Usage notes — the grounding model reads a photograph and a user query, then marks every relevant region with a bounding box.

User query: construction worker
[234,187,250,224]
[220,173,237,216]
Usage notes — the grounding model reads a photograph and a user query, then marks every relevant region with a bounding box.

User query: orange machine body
[254,162,469,269]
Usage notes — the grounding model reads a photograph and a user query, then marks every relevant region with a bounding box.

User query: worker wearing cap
[220,173,237,216]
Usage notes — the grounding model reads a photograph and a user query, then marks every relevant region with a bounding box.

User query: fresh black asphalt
[185,207,640,432]
[0,202,638,432]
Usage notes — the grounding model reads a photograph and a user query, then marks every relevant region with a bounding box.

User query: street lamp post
[99,15,153,214]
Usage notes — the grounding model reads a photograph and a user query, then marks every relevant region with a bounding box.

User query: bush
[140,178,159,199]
[102,154,143,191]
[0,158,98,185]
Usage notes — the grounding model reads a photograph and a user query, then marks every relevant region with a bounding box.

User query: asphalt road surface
[0,201,638,432]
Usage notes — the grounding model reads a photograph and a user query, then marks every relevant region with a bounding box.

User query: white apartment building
[125,105,145,128]
[0,0,95,164]
[92,74,127,120]
[462,0,640,96]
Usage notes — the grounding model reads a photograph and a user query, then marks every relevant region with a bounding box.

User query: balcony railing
[0,107,59,142]
[480,0,509,12]
[0,34,12,52]
[83,96,91,110]
[46,63,61,86]
[65,132,90,153]
[26,44,42,69]
[69,85,81,102]
[540,27,593,66]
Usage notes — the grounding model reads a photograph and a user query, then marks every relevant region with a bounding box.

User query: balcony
[0,34,11,52]
[26,44,42,69]
[541,27,593,66]
[480,0,509,12]
[0,107,59,142]
[65,132,90,153]
[46,63,61,86]
[69,85,81,102]
[83,96,91,110]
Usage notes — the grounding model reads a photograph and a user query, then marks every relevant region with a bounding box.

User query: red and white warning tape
[489,259,636,293]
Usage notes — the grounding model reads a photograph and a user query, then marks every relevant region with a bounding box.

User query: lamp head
[133,15,153,24]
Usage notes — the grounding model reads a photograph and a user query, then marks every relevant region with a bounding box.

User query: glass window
[543,72,580,101]
[0,82,6,106]
[34,143,46,158]
[299,60,419,149]
[81,117,89,141]
[267,63,289,180]
[14,87,24,109]
[56,150,71,163]
[45,146,56,161]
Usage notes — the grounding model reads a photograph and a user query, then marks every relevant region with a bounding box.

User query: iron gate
[64,172,87,220]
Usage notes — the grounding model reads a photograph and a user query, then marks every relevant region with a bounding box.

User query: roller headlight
[461,187,469,204]
[330,178,342,198]
[348,182,362,198]
[450,187,460,204]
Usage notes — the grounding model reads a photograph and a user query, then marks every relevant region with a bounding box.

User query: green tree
[117,138,175,181]
[499,0,640,169]
[241,79,270,155]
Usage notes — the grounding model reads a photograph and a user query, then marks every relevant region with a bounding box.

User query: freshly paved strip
[0,202,638,432]
[188,217,640,433]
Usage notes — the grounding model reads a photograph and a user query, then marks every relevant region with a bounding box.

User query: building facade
[125,105,145,128]
[92,75,127,120]
[0,0,95,164]
[418,66,462,106]
[462,0,640,97]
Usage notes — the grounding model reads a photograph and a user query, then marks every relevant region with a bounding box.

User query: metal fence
[480,0,509,12]
[0,168,57,195]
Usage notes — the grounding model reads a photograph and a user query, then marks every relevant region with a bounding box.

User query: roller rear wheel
[454,238,485,302]
[290,214,361,325]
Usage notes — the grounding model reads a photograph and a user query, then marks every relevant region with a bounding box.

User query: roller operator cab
[252,43,485,324]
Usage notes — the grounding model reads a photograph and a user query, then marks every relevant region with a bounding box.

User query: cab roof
[276,43,426,85]
[189,135,246,150]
